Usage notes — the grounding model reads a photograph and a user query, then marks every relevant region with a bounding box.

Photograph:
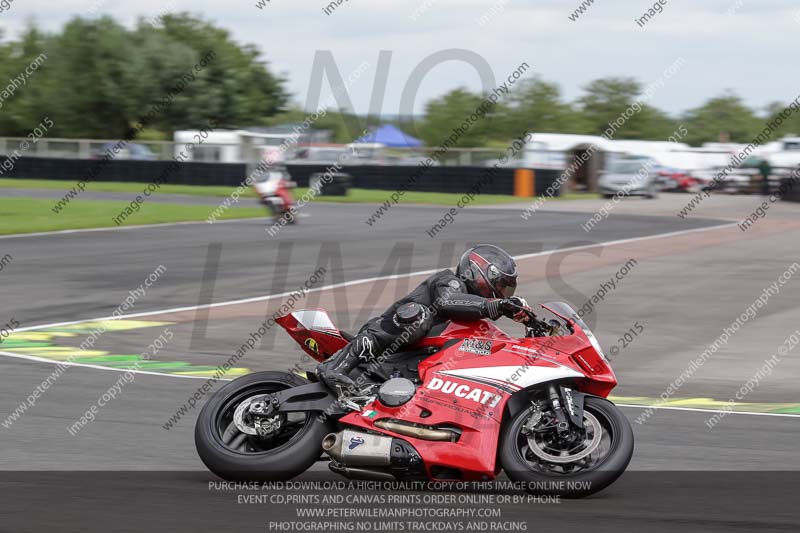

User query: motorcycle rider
[317,244,533,391]
[255,168,295,220]
[252,147,296,224]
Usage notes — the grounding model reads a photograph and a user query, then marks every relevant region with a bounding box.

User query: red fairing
[275,180,295,209]
[277,304,618,481]
[276,310,348,362]
[345,315,616,480]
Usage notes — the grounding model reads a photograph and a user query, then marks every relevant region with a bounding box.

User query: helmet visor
[493,274,517,298]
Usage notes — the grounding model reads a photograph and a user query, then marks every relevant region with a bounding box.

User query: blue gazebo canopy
[355,124,423,148]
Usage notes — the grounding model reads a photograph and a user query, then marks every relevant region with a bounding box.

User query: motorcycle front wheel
[195,371,331,481]
[499,396,634,498]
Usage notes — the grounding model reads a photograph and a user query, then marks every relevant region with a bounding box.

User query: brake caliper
[250,399,283,437]
[233,396,283,437]
[521,402,545,435]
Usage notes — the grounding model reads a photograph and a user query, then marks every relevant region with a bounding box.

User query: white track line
[0,217,261,240]
[0,351,212,380]
[14,221,738,334]
[5,221,753,394]
[2,352,796,419]
[616,403,800,419]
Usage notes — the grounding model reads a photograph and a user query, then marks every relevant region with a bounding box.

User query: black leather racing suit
[317,269,505,388]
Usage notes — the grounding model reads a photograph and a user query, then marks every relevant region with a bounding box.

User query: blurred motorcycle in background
[251,146,297,223]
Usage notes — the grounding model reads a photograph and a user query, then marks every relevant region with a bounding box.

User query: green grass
[0,178,254,198]
[0,178,599,205]
[0,178,600,235]
[0,197,266,235]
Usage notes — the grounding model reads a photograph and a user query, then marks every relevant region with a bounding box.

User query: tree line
[0,15,287,139]
[408,78,799,149]
[0,14,796,148]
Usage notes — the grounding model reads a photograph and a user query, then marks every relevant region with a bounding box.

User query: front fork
[547,384,585,433]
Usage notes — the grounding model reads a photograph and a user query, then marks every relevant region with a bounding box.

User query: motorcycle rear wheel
[499,396,633,498]
[195,371,331,481]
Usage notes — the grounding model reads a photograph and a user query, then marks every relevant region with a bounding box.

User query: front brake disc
[527,411,603,464]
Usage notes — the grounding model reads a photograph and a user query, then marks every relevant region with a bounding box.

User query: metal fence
[0,137,184,161]
[0,137,524,167]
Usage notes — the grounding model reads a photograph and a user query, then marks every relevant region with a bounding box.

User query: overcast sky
[0,0,797,116]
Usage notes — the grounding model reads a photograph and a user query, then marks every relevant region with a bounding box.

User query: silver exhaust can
[322,429,393,467]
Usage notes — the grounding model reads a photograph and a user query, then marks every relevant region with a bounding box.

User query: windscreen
[541,301,608,361]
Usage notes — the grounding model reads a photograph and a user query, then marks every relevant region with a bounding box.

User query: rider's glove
[495,296,532,323]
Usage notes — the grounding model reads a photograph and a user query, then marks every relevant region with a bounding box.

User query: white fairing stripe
[436,371,520,393]
[440,366,584,390]
[291,309,337,332]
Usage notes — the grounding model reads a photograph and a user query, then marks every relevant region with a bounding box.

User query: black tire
[195,371,332,481]
[602,194,614,199]
[499,396,634,498]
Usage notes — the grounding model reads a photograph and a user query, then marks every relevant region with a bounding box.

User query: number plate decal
[459,338,492,356]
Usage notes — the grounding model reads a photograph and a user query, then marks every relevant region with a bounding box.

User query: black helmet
[456,245,517,298]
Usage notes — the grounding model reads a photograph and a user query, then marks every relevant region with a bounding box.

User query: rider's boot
[317,336,374,392]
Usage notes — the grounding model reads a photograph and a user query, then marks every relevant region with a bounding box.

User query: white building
[172,129,302,163]
[520,132,794,191]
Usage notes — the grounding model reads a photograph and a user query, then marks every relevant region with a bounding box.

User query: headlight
[583,327,609,362]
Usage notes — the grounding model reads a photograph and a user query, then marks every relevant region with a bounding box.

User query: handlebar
[506,301,552,336]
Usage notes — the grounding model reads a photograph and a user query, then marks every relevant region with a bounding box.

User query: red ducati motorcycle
[251,167,297,224]
[195,302,634,497]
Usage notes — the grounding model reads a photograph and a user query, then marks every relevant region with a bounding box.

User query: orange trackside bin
[514,168,535,197]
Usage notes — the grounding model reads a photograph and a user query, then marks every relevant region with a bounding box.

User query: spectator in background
[758,158,772,196]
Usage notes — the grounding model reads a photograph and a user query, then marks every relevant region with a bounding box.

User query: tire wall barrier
[286,164,562,196]
[1,156,248,186]
[780,177,800,202]
[0,156,564,196]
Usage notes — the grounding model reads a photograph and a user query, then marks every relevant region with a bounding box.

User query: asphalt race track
[2,197,723,324]
[2,196,799,532]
